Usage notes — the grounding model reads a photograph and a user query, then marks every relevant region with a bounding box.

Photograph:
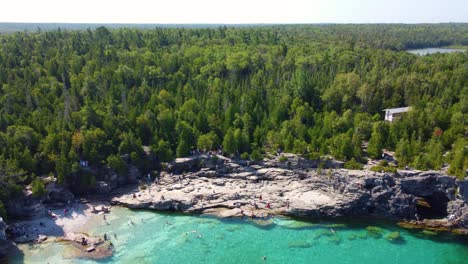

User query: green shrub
[107,154,128,177]
[251,149,264,161]
[307,152,321,160]
[240,152,249,160]
[344,158,363,170]
[31,178,46,196]
[378,160,389,167]
[279,155,288,162]
[370,165,397,173]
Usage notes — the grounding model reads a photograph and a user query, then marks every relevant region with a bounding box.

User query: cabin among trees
[383,107,412,122]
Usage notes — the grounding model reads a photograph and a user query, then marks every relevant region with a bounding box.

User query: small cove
[11,207,468,264]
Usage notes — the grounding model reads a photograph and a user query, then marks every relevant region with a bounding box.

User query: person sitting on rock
[81,237,88,246]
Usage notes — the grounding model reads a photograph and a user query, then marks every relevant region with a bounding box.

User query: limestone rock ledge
[112,154,468,234]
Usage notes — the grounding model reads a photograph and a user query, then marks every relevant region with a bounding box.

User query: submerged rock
[366,226,384,238]
[385,231,404,243]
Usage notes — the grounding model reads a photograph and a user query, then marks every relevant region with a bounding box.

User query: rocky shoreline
[1,153,467,261]
[111,154,468,234]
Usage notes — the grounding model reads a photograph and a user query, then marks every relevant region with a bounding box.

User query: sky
[1,0,467,24]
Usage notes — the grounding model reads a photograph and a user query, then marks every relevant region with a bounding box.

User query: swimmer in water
[262,256,267,261]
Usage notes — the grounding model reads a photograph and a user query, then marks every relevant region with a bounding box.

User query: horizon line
[1,21,468,25]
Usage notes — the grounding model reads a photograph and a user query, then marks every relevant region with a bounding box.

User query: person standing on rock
[415,213,421,223]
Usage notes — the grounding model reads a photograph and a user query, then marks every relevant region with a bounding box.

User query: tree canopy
[0,24,467,210]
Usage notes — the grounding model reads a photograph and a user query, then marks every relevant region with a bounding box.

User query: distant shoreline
[0,22,467,33]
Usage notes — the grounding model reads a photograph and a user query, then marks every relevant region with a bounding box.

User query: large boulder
[46,183,74,203]
[168,157,201,173]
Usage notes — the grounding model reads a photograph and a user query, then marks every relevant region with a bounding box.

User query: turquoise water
[13,207,468,264]
[406,48,466,55]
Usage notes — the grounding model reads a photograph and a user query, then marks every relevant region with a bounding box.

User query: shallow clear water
[12,207,468,264]
[406,48,466,55]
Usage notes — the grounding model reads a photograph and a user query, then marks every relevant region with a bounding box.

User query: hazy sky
[2,0,467,23]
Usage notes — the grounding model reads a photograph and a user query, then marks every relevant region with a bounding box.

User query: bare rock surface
[112,154,468,233]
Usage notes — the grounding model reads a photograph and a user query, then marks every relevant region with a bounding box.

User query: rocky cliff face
[112,154,468,232]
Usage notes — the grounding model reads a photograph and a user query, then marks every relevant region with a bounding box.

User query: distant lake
[406,48,466,55]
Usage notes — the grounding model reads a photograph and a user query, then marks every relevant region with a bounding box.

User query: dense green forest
[0,24,467,218]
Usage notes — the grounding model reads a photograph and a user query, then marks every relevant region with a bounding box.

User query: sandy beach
[10,200,111,244]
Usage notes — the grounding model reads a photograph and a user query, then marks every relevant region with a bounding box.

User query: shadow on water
[3,241,24,264]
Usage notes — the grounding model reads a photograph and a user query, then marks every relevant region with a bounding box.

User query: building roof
[382,107,412,114]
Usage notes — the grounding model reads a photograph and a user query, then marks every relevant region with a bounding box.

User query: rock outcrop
[56,232,113,260]
[0,217,19,260]
[112,154,468,233]
[46,183,75,203]
[6,196,45,219]
[458,179,468,202]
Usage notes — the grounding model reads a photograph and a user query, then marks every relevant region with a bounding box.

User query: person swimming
[262,256,267,261]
